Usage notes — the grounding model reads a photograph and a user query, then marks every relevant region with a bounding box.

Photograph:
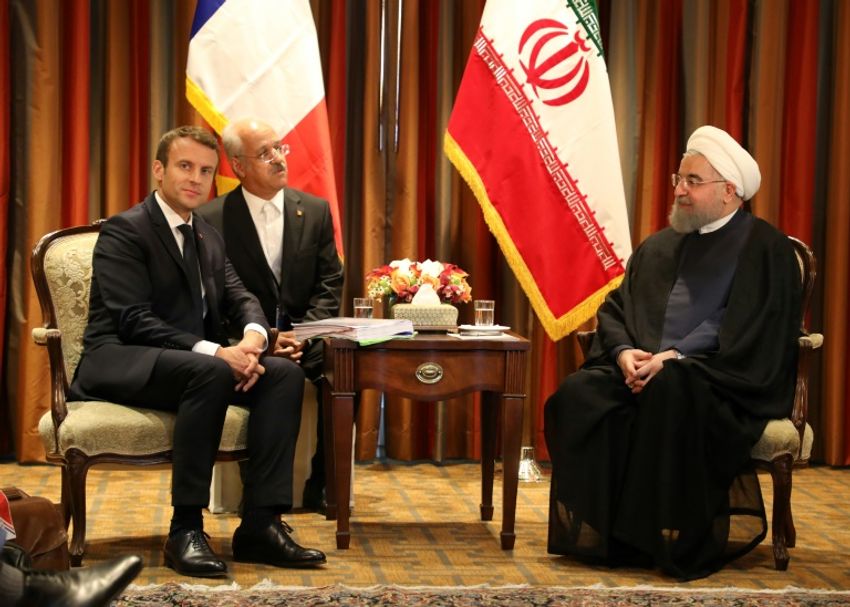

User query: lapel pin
[296,209,303,217]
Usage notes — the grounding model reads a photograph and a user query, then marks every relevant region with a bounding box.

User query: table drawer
[354,349,507,399]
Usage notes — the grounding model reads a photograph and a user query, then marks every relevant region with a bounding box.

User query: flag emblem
[519,19,592,106]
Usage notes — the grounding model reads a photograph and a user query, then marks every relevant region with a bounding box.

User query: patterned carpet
[2,460,849,598]
[116,582,850,606]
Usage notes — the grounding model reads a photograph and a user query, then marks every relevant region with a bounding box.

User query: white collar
[155,191,193,230]
[699,208,738,234]
[241,186,285,216]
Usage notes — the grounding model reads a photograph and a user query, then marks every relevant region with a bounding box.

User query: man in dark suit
[69,126,326,578]
[197,118,343,511]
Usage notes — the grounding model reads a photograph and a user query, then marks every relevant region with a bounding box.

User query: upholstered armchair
[30,222,252,565]
[575,236,821,571]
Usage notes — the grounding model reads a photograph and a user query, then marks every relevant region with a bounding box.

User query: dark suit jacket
[197,186,343,331]
[71,194,268,397]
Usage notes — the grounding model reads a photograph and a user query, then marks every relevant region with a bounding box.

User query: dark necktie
[177,223,204,336]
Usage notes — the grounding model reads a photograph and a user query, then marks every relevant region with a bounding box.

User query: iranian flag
[186,0,343,257]
[445,0,630,341]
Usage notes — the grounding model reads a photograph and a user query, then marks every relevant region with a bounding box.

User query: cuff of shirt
[244,323,268,350]
[192,339,221,356]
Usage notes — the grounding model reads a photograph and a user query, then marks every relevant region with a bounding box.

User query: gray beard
[669,197,725,233]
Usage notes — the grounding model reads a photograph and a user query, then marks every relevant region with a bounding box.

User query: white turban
[686,125,761,200]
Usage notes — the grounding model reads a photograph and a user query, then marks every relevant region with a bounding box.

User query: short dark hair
[155,126,218,166]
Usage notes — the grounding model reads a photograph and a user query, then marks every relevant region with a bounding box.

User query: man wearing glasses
[544,126,803,580]
[198,118,343,514]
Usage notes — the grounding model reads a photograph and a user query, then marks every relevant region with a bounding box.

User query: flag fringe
[185,76,228,135]
[443,131,621,341]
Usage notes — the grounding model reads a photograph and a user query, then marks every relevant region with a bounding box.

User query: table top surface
[325,330,530,352]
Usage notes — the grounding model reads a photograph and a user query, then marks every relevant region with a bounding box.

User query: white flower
[418,259,444,278]
[389,258,414,277]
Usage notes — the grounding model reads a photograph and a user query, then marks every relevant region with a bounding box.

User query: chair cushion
[38,401,249,457]
[750,419,814,463]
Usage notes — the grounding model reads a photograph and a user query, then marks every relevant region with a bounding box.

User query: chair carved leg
[768,453,793,571]
[65,450,90,567]
[785,485,797,549]
[60,466,72,530]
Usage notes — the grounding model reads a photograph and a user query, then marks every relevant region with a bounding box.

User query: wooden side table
[321,332,530,550]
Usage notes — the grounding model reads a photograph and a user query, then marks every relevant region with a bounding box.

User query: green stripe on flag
[567,0,603,56]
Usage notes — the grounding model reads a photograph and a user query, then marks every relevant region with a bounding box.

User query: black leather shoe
[163,529,227,578]
[20,554,142,607]
[302,480,327,514]
[233,519,326,568]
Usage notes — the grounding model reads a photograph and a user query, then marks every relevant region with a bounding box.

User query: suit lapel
[192,218,218,310]
[282,187,305,271]
[144,194,187,276]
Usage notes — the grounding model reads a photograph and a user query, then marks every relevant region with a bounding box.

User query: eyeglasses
[671,174,726,189]
[239,142,290,164]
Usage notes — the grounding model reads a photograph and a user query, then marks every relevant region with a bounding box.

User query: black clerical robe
[544,213,802,580]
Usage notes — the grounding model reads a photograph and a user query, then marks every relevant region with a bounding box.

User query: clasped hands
[273,330,304,362]
[216,333,267,392]
[215,330,306,392]
[616,348,679,394]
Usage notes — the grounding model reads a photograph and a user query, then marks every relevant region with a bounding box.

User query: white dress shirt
[242,187,285,284]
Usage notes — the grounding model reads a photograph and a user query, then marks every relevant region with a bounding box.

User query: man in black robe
[544,126,803,580]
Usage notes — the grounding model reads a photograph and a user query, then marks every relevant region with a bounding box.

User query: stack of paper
[293,317,415,342]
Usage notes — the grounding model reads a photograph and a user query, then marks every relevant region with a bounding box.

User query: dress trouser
[81,349,304,508]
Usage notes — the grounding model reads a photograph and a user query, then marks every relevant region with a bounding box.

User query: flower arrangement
[366,258,472,305]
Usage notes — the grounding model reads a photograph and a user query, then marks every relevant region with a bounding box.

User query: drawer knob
[415,362,443,384]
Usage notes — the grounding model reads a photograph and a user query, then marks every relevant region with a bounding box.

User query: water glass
[474,299,495,326]
[353,298,374,319]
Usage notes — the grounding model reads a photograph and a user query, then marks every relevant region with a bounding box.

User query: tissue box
[391,303,458,328]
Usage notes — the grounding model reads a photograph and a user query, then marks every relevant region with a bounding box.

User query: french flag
[186,0,343,257]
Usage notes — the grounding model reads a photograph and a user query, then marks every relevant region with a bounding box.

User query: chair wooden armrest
[791,332,822,456]
[31,327,70,453]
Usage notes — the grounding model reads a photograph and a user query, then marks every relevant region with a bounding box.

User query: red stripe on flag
[448,52,621,319]
[283,100,344,258]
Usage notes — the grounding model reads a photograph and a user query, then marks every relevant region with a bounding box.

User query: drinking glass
[474,299,495,326]
[353,298,374,319]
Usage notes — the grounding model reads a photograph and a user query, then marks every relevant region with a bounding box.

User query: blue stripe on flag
[190,0,226,38]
